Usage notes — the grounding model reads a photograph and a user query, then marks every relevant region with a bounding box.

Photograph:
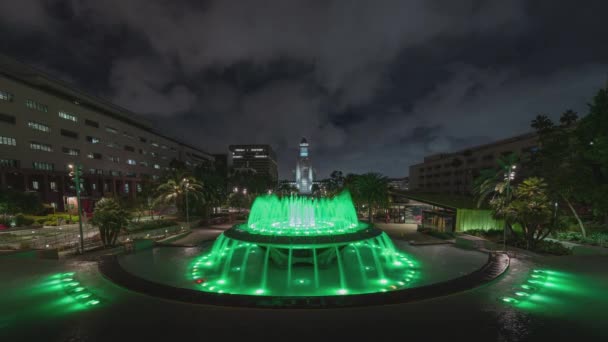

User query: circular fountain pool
[102,192,508,307]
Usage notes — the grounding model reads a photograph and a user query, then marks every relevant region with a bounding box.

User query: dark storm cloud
[1,0,607,178]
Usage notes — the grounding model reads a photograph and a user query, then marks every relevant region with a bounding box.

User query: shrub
[509,236,571,255]
[14,214,35,227]
[463,229,503,238]
[128,219,176,232]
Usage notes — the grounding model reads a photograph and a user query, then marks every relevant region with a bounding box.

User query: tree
[326,170,345,195]
[91,198,131,247]
[277,182,298,196]
[504,177,553,249]
[575,87,608,224]
[156,172,204,218]
[529,110,586,236]
[352,173,389,223]
[531,114,554,133]
[560,109,578,127]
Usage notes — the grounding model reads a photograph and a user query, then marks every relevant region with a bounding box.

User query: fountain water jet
[189,191,420,296]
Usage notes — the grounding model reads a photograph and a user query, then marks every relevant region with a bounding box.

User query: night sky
[1,1,607,179]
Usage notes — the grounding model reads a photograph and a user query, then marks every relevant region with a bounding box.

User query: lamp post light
[183,178,190,229]
[68,163,85,254]
[502,164,517,253]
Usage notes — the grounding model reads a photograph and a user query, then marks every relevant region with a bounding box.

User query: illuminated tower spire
[295,137,313,194]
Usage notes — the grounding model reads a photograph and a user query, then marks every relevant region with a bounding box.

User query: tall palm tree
[473,153,519,208]
[354,173,389,223]
[156,172,204,218]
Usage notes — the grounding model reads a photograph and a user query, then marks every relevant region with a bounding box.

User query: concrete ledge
[98,251,509,309]
[572,245,608,256]
[155,231,192,245]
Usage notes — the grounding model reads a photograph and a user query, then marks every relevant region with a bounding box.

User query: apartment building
[408,132,538,194]
[0,55,213,211]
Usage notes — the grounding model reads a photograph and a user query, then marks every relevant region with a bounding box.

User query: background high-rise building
[295,137,313,194]
[0,55,214,211]
[228,144,278,182]
[408,132,538,194]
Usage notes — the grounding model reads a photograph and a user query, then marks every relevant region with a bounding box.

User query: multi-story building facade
[408,132,538,194]
[228,144,278,182]
[0,55,214,211]
[388,177,409,191]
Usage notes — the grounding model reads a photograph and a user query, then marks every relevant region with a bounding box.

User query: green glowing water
[245,191,361,236]
[190,191,420,296]
[190,234,419,296]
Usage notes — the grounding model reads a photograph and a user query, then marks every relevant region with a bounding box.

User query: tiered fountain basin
[103,191,508,307]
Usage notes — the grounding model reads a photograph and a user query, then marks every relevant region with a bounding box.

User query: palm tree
[473,153,519,207]
[559,109,578,127]
[353,173,389,223]
[156,172,204,218]
[531,114,554,133]
[473,153,519,241]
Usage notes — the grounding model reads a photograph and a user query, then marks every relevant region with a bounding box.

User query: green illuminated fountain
[190,191,419,296]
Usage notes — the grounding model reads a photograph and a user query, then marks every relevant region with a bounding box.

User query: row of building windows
[30,141,53,152]
[0,136,17,146]
[0,112,15,124]
[33,161,53,171]
[2,89,185,152]
[26,99,48,112]
[28,121,50,132]
[58,111,77,122]
[0,90,13,102]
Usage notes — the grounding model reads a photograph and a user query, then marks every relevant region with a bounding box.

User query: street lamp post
[69,163,85,254]
[503,165,517,253]
[183,178,190,229]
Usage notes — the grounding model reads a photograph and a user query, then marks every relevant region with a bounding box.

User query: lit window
[32,181,39,190]
[153,164,160,169]
[0,90,14,102]
[123,131,135,139]
[28,121,50,132]
[124,183,130,193]
[26,99,48,112]
[108,156,120,163]
[126,159,136,165]
[106,142,120,149]
[86,136,101,144]
[87,153,102,160]
[105,126,118,134]
[50,181,57,191]
[0,159,18,167]
[32,162,53,171]
[58,111,77,122]
[62,147,80,156]
[139,161,148,167]
[91,183,97,190]
[30,142,52,152]
[151,142,159,148]
[0,136,17,146]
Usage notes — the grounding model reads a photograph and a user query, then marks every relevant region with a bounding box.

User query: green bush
[554,231,608,248]
[14,214,35,227]
[128,219,176,232]
[463,229,503,238]
[508,236,571,255]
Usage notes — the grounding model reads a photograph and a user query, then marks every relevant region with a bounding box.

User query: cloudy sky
[1,0,607,179]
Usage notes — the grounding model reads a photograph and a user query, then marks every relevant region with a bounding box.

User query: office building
[0,55,214,211]
[388,177,409,191]
[228,144,278,182]
[408,132,538,194]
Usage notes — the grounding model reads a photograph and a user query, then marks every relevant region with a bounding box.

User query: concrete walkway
[167,223,233,246]
[374,223,450,245]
